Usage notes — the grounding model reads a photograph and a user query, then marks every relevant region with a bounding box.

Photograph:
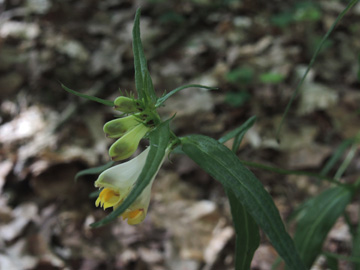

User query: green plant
[62,3,360,269]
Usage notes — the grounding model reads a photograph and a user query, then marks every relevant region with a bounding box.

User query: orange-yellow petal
[95,188,121,209]
[122,209,145,225]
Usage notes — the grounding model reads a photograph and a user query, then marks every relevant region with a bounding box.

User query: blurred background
[0,0,360,269]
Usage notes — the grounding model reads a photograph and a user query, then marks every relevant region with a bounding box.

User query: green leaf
[61,83,114,106]
[180,135,306,270]
[218,115,256,145]
[324,253,338,270]
[90,121,170,227]
[334,137,359,180]
[226,67,254,85]
[224,120,260,270]
[240,160,341,185]
[145,69,157,102]
[271,12,294,28]
[293,186,353,268]
[276,0,359,141]
[320,139,353,176]
[323,251,360,264]
[156,84,218,107]
[132,9,156,103]
[259,72,285,84]
[225,91,251,108]
[75,161,115,181]
[357,53,360,82]
[226,188,260,270]
[352,185,360,270]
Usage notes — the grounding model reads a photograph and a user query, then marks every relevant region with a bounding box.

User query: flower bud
[109,124,149,161]
[103,115,140,139]
[114,96,140,113]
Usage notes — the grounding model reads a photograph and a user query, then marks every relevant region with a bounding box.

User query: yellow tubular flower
[94,147,167,225]
[103,115,140,139]
[109,123,149,161]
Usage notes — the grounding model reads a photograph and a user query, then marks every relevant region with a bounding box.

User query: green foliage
[156,84,218,107]
[219,115,256,153]
[271,12,294,28]
[218,115,256,145]
[63,5,360,269]
[276,0,359,140]
[271,1,321,28]
[133,9,157,103]
[293,2,322,22]
[308,35,334,55]
[224,117,260,270]
[353,202,360,270]
[259,72,285,84]
[75,161,114,181]
[293,186,353,268]
[226,188,260,270]
[320,139,353,177]
[225,91,251,107]
[181,135,306,270]
[60,83,114,106]
[357,53,360,82]
[226,67,254,85]
[324,253,338,270]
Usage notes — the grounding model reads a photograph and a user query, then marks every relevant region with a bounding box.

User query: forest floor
[1,0,360,269]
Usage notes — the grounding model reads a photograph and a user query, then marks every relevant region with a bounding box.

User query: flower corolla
[95,147,166,225]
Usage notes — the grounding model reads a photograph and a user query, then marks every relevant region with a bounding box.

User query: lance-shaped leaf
[219,115,257,153]
[91,121,170,227]
[75,161,115,182]
[226,188,260,270]
[180,135,306,270]
[132,9,156,103]
[293,185,353,268]
[60,83,114,106]
[320,139,353,176]
[354,204,360,270]
[222,116,260,270]
[155,84,218,107]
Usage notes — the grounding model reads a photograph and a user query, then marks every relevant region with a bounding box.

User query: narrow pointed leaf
[224,118,260,270]
[156,84,218,107]
[181,135,306,270]
[145,68,157,102]
[320,139,353,176]
[293,185,353,268]
[323,252,360,264]
[219,116,257,154]
[324,253,338,270]
[61,83,114,106]
[132,9,156,102]
[226,188,260,270]
[353,204,360,270]
[132,9,145,100]
[276,0,359,140]
[91,121,170,227]
[75,161,115,181]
